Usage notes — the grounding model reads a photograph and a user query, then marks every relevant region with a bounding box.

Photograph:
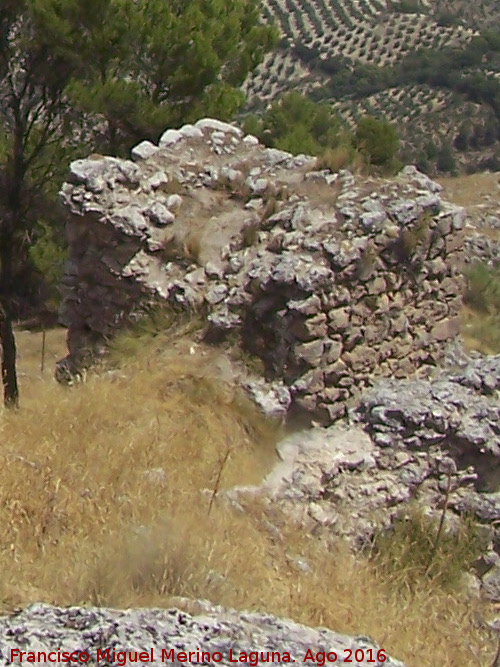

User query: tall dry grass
[462,262,500,354]
[0,326,495,666]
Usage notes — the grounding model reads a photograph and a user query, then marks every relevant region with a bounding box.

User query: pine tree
[0,1,79,407]
[33,0,276,154]
[0,0,274,406]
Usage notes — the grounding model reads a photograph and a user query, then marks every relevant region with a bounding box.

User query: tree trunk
[0,210,20,409]
[0,79,29,410]
[0,302,19,408]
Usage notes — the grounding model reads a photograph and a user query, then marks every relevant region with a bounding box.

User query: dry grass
[437,172,500,208]
[0,326,495,665]
[461,262,500,354]
[461,305,500,354]
[317,145,353,173]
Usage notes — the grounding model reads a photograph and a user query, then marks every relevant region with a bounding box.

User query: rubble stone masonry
[58,118,466,423]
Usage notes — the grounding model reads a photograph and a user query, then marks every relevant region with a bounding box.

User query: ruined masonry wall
[58,118,465,423]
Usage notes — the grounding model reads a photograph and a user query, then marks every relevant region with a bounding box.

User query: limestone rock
[131,140,159,161]
[243,379,291,419]
[355,355,500,494]
[0,603,405,667]
[431,316,461,342]
[57,120,465,422]
[227,350,500,579]
[294,340,324,367]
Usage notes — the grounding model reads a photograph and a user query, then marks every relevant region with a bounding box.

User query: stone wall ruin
[57,118,466,423]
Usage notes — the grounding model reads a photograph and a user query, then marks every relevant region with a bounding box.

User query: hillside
[3,325,496,665]
[243,0,500,174]
[3,5,500,664]
[36,118,500,664]
[3,121,500,664]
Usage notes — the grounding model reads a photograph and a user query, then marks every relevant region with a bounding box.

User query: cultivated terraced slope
[244,0,500,174]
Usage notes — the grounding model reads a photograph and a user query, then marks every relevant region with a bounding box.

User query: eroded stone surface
[0,603,405,667]
[224,349,500,601]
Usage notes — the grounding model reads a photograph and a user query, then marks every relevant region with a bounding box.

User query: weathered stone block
[431,316,461,342]
[324,359,349,384]
[316,401,346,422]
[293,369,325,393]
[327,307,350,332]
[319,387,348,403]
[291,314,328,341]
[294,340,324,367]
[391,314,408,334]
[344,347,376,372]
[326,339,343,363]
[293,393,318,412]
[427,257,447,277]
[289,295,322,315]
[366,277,386,296]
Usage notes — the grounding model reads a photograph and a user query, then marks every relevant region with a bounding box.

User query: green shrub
[436,12,459,27]
[243,94,400,174]
[355,115,400,168]
[436,141,457,175]
[243,91,345,154]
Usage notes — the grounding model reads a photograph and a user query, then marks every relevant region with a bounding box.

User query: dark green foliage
[324,62,395,99]
[424,141,438,160]
[0,14,77,282]
[317,32,500,127]
[454,122,473,151]
[292,43,321,63]
[414,152,431,174]
[436,141,456,174]
[483,30,500,52]
[436,11,459,27]
[355,115,400,167]
[33,0,277,154]
[244,94,401,173]
[478,152,500,171]
[307,29,500,175]
[243,92,348,155]
[391,0,426,14]
[0,1,91,404]
[394,38,500,123]
[28,221,67,307]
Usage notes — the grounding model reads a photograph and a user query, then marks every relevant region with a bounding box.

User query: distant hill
[243,0,500,175]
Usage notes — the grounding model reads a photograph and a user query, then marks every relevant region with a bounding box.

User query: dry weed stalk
[208,446,232,516]
[424,462,455,577]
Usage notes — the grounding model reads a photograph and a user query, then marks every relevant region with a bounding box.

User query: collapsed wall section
[57,118,465,422]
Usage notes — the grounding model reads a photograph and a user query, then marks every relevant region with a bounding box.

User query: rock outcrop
[226,347,500,598]
[58,118,465,423]
[0,603,405,667]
